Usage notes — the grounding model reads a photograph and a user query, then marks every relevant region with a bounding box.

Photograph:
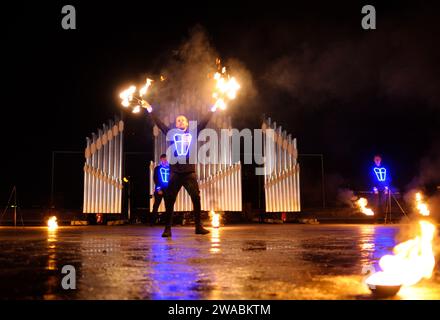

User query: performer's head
[160,153,168,166]
[175,115,189,131]
[374,154,382,167]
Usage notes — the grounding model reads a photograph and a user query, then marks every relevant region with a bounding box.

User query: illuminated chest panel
[159,167,170,183]
[173,132,192,156]
[374,167,387,182]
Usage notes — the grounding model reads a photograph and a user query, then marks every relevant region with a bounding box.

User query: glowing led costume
[370,156,392,218]
[371,165,390,194]
[159,166,170,184]
[173,132,192,157]
[373,167,387,182]
[151,162,170,225]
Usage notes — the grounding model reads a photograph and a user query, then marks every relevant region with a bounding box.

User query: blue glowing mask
[374,167,387,182]
[173,131,192,156]
[160,167,169,183]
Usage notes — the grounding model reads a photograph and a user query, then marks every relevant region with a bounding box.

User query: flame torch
[119,78,154,113]
[210,59,241,112]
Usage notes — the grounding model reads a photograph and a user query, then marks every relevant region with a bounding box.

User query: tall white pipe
[289,169,294,211]
[228,168,232,210]
[239,163,242,212]
[102,124,108,214]
[107,122,113,213]
[112,122,118,213]
[107,121,114,213]
[91,133,97,213]
[84,138,90,213]
[114,123,119,214]
[118,120,123,213]
[98,129,104,213]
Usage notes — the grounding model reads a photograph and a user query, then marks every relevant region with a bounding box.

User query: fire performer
[370,154,391,217]
[146,106,214,237]
[150,154,170,226]
[119,63,239,236]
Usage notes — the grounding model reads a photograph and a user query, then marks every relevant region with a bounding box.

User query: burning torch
[210,59,241,112]
[119,78,154,114]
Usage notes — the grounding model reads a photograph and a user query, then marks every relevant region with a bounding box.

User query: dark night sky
[3,1,440,209]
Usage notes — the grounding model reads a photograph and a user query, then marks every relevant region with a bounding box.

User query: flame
[415,192,430,216]
[357,197,375,216]
[211,60,240,112]
[210,210,220,228]
[366,220,436,287]
[119,85,136,107]
[132,105,141,114]
[47,216,58,231]
[120,77,155,114]
[139,78,153,97]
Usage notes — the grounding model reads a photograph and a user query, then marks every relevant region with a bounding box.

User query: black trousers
[151,191,164,224]
[372,190,389,218]
[164,172,201,227]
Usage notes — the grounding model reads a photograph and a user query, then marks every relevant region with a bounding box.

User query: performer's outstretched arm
[197,109,215,132]
[147,109,169,135]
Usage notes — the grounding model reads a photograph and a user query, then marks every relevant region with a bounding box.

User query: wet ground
[0,224,439,300]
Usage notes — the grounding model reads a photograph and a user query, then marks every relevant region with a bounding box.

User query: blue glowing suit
[149,111,213,174]
[173,132,192,157]
[151,164,170,225]
[371,165,391,193]
[153,164,170,192]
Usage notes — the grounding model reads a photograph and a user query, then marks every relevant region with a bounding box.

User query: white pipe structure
[83,117,124,214]
[262,117,301,212]
[150,111,242,213]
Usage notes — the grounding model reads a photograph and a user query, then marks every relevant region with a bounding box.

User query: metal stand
[384,191,408,224]
[0,186,24,226]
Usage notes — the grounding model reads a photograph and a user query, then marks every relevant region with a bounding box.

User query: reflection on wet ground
[0,224,439,300]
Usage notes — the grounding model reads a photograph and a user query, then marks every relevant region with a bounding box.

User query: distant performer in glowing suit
[147,107,214,237]
[370,154,391,217]
[151,153,170,226]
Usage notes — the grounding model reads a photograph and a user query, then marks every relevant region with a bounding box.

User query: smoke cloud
[336,188,356,208]
[150,25,255,124]
[261,20,440,108]
[410,141,440,188]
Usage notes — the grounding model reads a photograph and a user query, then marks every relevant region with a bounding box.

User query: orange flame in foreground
[357,197,375,216]
[366,220,436,287]
[210,210,220,228]
[416,192,430,216]
[47,216,58,231]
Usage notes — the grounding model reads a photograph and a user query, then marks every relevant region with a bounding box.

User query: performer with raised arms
[147,105,214,237]
[119,67,239,237]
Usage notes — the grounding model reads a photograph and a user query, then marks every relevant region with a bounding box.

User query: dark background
[2,1,440,212]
